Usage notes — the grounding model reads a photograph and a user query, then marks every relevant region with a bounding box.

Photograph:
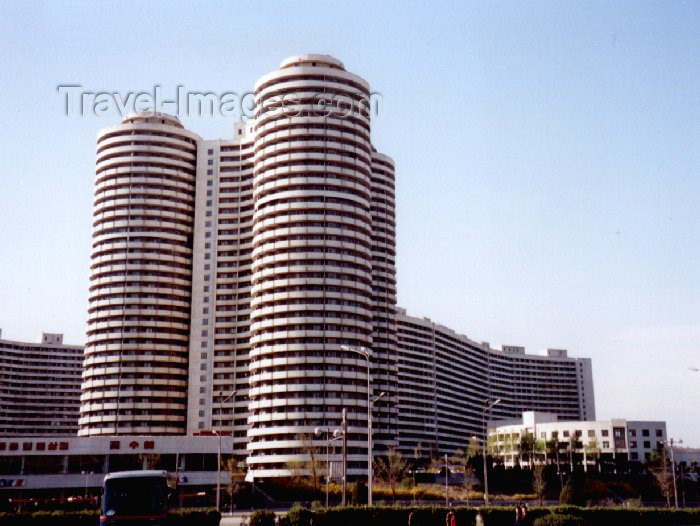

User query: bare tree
[296,433,321,494]
[374,446,409,504]
[652,447,673,507]
[532,463,546,506]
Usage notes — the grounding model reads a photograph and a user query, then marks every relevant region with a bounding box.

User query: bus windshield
[103,476,168,517]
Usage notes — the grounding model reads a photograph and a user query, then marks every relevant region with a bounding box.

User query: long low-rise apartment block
[396,309,595,459]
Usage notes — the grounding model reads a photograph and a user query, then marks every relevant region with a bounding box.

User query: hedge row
[0,508,221,525]
[284,505,700,526]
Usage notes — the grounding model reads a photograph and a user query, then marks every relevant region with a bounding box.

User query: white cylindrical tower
[80,113,200,436]
[248,55,374,477]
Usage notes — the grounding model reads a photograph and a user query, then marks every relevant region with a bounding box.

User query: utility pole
[342,408,348,506]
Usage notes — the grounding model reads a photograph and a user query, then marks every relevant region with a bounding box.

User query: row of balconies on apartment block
[92,218,194,238]
[249,277,373,298]
[254,182,373,210]
[88,285,190,301]
[83,341,189,355]
[83,353,187,368]
[252,228,373,252]
[97,130,196,152]
[254,88,371,118]
[89,307,190,322]
[0,351,82,363]
[251,242,371,264]
[95,154,196,176]
[254,202,371,225]
[96,141,196,161]
[249,260,371,279]
[90,251,192,269]
[253,107,370,135]
[250,206,373,229]
[94,172,195,198]
[254,99,371,131]
[80,378,187,393]
[86,320,190,336]
[80,388,186,402]
[92,237,190,256]
[91,226,192,245]
[95,161,195,183]
[249,329,372,347]
[252,160,373,188]
[94,183,194,206]
[93,199,194,220]
[254,72,370,100]
[250,251,370,274]
[88,303,190,318]
[95,149,196,173]
[93,217,194,237]
[254,135,372,164]
[253,138,372,165]
[252,127,369,155]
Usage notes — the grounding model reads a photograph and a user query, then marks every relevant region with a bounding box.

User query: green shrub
[249,509,277,526]
[533,514,586,526]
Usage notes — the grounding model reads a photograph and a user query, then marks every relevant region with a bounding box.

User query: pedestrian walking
[514,504,522,526]
[408,510,416,526]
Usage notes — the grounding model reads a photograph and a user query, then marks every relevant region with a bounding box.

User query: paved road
[220,510,287,526]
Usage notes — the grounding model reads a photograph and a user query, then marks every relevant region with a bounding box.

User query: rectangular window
[601,430,609,437]
[208,149,214,155]
[629,429,636,437]
[603,441,609,448]
[207,169,213,175]
[643,440,651,448]
[656,429,663,437]
[208,159,213,165]
[642,429,650,437]
[588,430,595,437]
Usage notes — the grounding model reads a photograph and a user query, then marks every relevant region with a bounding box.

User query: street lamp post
[216,390,236,513]
[482,398,501,506]
[340,345,376,505]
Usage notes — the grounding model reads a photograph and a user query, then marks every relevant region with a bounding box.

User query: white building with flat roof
[488,411,667,470]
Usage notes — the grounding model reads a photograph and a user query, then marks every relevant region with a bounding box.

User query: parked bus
[101,470,173,525]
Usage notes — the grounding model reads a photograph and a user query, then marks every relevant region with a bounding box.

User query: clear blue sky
[1,0,698,443]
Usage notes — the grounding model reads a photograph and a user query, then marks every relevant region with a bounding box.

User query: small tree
[374,446,409,504]
[532,463,546,505]
[451,437,480,504]
[651,447,673,507]
[287,433,322,495]
[225,456,247,510]
[520,433,536,467]
[585,439,601,473]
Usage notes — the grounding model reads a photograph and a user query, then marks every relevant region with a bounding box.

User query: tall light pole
[216,390,235,513]
[340,345,375,505]
[663,438,683,509]
[482,398,500,505]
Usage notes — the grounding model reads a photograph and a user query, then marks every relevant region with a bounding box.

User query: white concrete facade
[80,56,398,478]
[396,310,595,459]
[489,411,667,468]
[0,332,82,436]
[81,113,201,435]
